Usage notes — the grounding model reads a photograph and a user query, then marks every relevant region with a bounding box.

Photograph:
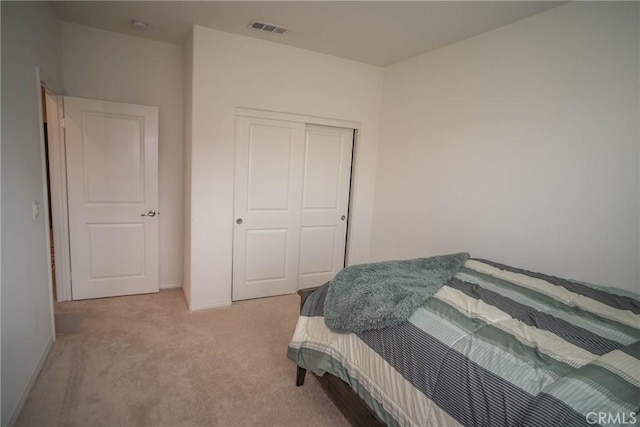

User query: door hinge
[59,118,66,128]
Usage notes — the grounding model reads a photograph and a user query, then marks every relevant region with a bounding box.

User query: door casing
[44,88,72,302]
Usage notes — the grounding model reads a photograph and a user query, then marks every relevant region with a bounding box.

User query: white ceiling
[52,1,565,67]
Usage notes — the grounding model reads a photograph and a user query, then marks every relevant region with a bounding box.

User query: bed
[287,257,640,427]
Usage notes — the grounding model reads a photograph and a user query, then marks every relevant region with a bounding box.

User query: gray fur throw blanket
[324,253,469,333]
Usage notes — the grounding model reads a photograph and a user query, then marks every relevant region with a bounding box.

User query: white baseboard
[8,336,55,426]
[188,299,232,311]
[159,282,182,290]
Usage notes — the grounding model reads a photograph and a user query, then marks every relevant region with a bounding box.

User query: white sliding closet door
[233,117,305,300]
[298,125,353,288]
[233,117,353,301]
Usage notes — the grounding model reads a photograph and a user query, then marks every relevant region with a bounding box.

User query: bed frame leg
[296,366,307,386]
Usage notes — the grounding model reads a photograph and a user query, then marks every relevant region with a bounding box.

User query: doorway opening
[39,84,87,334]
[41,86,57,302]
[39,83,73,303]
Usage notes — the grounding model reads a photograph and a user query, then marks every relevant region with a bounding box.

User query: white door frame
[35,68,61,342]
[236,107,360,130]
[43,85,72,302]
[234,107,360,273]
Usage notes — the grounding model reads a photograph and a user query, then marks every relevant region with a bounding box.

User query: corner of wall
[182,27,194,307]
[188,299,232,312]
[5,337,54,427]
[371,1,640,290]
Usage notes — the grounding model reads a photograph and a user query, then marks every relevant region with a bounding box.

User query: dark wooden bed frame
[295,287,386,427]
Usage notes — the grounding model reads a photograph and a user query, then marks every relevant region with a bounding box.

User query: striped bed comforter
[287,258,640,427]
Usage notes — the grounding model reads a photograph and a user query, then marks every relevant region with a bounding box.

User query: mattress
[287,258,640,427]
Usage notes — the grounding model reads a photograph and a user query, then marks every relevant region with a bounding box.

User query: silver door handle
[141,210,157,217]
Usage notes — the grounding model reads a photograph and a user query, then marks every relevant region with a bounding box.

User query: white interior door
[233,117,305,301]
[64,96,159,300]
[233,116,353,301]
[298,125,353,288]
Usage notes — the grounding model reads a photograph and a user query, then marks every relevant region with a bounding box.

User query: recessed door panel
[65,96,159,300]
[245,229,288,282]
[247,125,293,211]
[88,223,145,279]
[83,113,145,204]
[298,226,336,276]
[303,132,343,209]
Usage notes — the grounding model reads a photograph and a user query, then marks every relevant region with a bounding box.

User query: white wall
[60,22,185,289]
[1,2,63,424]
[183,30,194,306]
[372,2,639,292]
[186,26,384,309]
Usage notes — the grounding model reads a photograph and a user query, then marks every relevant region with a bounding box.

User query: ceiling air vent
[249,20,288,35]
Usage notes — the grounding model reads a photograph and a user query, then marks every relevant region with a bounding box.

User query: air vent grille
[249,20,288,35]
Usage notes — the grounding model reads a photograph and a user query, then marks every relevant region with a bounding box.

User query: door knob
[236,218,243,225]
[141,210,157,217]
[340,215,346,221]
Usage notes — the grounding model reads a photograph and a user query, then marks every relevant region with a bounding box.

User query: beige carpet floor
[16,290,349,427]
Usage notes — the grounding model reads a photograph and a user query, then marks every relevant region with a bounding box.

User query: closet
[233,115,354,300]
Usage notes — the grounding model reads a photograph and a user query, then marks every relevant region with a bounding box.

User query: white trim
[344,128,358,267]
[160,282,182,290]
[36,68,57,338]
[45,91,72,302]
[0,4,2,413]
[7,336,54,426]
[188,299,232,311]
[236,107,360,130]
